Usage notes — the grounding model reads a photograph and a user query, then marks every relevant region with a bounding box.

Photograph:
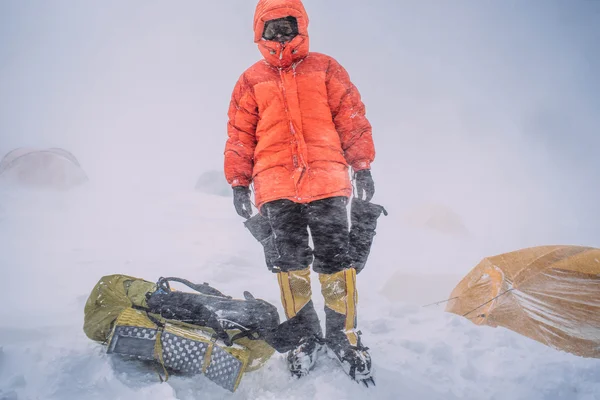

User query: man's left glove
[354,170,375,202]
[233,186,253,219]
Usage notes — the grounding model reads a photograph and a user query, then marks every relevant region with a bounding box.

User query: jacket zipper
[279,68,299,169]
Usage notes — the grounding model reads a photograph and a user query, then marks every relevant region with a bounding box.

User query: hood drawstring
[279,42,286,60]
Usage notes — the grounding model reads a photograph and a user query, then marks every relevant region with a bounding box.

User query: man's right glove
[233,186,253,219]
[354,170,375,202]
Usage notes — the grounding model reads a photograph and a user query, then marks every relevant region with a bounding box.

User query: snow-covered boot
[286,334,322,377]
[320,268,375,387]
[326,330,373,386]
[277,268,323,377]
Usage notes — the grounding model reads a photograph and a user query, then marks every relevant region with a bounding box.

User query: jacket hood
[253,0,310,68]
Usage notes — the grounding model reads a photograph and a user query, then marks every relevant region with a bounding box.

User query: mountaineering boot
[277,267,323,377]
[320,268,374,387]
[285,327,322,378]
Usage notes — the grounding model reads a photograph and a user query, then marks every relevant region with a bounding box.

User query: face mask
[262,16,299,43]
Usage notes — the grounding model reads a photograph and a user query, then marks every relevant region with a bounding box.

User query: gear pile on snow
[83,275,279,392]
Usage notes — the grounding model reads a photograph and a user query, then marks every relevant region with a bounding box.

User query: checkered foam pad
[108,325,244,392]
[117,326,157,340]
[162,331,208,374]
[204,345,244,390]
[108,326,158,360]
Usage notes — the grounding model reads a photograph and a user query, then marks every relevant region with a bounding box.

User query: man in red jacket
[224,0,376,384]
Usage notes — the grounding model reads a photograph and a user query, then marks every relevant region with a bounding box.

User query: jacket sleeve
[326,58,375,171]
[224,73,259,187]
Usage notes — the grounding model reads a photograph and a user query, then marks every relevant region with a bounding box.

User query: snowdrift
[446,245,600,358]
[0,148,88,190]
[1,190,599,399]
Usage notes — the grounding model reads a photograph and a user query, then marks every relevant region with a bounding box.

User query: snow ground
[0,186,598,400]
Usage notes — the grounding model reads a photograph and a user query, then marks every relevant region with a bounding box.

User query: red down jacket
[224,0,375,210]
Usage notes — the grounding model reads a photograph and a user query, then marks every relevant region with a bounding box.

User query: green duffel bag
[84,274,157,343]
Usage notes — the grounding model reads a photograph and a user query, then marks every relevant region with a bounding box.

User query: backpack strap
[157,277,232,299]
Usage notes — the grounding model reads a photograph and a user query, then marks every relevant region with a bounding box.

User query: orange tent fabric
[224,0,375,210]
[446,245,600,358]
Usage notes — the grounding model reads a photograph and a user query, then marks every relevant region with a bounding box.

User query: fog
[1,0,599,277]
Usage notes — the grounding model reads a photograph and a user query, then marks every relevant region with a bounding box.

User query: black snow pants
[261,196,352,274]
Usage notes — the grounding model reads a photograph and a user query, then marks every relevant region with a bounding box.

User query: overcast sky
[1,0,599,252]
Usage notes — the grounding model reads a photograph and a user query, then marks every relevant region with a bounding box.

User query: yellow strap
[277,272,297,319]
[154,328,170,382]
[202,338,216,374]
[344,268,358,346]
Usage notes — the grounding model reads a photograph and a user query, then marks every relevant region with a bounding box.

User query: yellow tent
[446,245,600,358]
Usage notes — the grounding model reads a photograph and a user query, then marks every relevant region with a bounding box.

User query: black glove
[354,170,375,202]
[233,186,253,219]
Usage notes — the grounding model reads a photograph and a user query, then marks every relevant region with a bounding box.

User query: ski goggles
[262,16,299,42]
